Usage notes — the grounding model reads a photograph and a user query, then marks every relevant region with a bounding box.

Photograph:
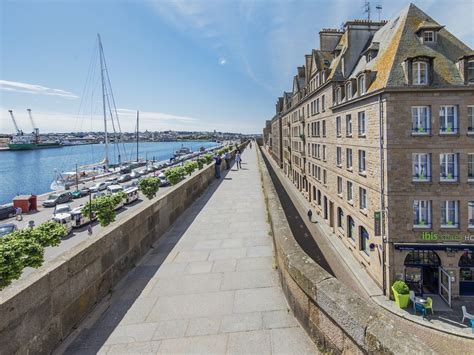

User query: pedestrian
[235,151,242,169]
[214,154,222,178]
[87,223,93,236]
[307,209,313,222]
[15,206,23,221]
[224,151,230,170]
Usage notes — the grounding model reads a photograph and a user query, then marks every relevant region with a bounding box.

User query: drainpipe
[379,93,387,297]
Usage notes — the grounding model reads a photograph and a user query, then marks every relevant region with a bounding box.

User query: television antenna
[376,4,383,21]
[364,0,371,21]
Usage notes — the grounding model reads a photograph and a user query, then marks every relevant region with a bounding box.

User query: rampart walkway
[58,147,318,354]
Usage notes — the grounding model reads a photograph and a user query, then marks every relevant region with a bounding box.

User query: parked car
[93,192,106,199]
[158,173,170,187]
[0,223,17,238]
[42,192,73,207]
[138,169,147,176]
[146,166,154,173]
[118,174,132,183]
[130,171,140,179]
[105,177,118,186]
[53,203,72,216]
[71,189,83,199]
[120,166,132,174]
[0,204,15,220]
[89,182,107,193]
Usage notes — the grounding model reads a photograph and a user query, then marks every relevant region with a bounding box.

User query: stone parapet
[257,147,433,354]
[0,144,247,354]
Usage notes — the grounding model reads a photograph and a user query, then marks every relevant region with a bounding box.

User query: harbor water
[0,141,218,205]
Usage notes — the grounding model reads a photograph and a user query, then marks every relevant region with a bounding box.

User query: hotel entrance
[404,250,441,296]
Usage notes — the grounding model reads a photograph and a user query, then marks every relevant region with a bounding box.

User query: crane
[8,110,23,135]
[27,109,39,138]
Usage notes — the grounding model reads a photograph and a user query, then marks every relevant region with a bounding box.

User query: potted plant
[392,280,410,309]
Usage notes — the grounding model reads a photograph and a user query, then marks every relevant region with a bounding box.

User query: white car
[53,203,72,217]
[89,182,107,192]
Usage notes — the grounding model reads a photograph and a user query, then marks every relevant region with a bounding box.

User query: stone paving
[57,146,318,354]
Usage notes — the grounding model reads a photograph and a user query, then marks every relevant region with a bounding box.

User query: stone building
[267,3,474,302]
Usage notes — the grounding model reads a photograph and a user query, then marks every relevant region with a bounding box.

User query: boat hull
[8,143,62,150]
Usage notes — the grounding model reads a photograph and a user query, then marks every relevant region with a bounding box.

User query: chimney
[319,29,343,52]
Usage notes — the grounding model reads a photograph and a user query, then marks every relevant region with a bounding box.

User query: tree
[164,167,186,185]
[184,161,198,176]
[196,157,205,169]
[84,194,124,227]
[32,221,67,247]
[138,176,160,200]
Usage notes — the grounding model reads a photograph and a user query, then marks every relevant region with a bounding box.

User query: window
[316,98,320,113]
[468,60,474,83]
[317,190,321,205]
[469,202,474,229]
[348,216,355,240]
[346,82,352,99]
[358,111,366,136]
[360,227,369,255]
[347,181,353,202]
[468,106,474,133]
[336,147,342,167]
[358,150,366,174]
[322,120,326,137]
[469,154,474,181]
[439,106,458,134]
[440,153,458,181]
[336,116,341,137]
[412,106,430,134]
[441,200,459,228]
[358,75,366,95]
[359,187,367,210]
[337,176,343,195]
[412,153,431,181]
[323,169,327,185]
[316,122,320,136]
[413,200,432,228]
[337,207,344,229]
[413,61,428,85]
[346,148,353,170]
[423,31,434,43]
[346,115,352,136]
[336,87,343,103]
[322,95,326,111]
[322,145,327,161]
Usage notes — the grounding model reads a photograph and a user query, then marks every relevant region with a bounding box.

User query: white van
[51,213,73,234]
[107,185,125,210]
[70,206,95,228]
[124,186,139,204]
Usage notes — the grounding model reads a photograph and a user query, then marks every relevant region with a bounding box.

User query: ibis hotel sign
[421,232,474,242]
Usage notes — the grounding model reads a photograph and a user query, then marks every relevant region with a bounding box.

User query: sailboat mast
[136,110,139,162]
[98,34,109,168]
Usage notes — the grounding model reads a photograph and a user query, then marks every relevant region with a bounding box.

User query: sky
[1,0,473,135]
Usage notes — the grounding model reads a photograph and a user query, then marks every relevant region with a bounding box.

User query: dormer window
[468,60,474,83]
[322,71,326,83]
[346,82,352,100]
[423,31,435,43]
[367,52,373,62]
[358,75,366,95]
[413,61,428,85]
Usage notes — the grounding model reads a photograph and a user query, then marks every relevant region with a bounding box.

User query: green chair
[424,297,434,315]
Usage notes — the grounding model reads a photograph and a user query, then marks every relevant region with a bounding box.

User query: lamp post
[88,191,93,236]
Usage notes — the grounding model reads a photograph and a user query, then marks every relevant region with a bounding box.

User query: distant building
[266,3,474,302]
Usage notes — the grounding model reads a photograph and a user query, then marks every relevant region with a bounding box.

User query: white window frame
[346,82,352,99]
[358,150,366,174]
[411,106,431,134]
[423,31,434,43]
[413,61,429,85]
[360,227,370,255]
[358,75,366,95]
[336,116,342,137]
[468,106,474,134]
[358,111,366,136]
[413,200,432,228]
[469,201,474,229]
[346,115,352,136]
[347,181,353,203]
[337,176,343,195]
[440,153,458,182]
[412,153,431,182]
[441,200,459,228]
[468,153,474,182]
[346,148,353,170]
[336,147,342,167]
[467,60,474,83]
[359,187,367,210]
[439,105,458,134]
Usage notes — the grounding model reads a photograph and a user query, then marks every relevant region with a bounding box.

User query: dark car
[118,174,132,183]
[120,166,132,174]
[0,223,17,238]
[0,204,15,220]
[42,192,73,207]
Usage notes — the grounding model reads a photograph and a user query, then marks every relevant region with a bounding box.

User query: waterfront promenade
[57,146,318,354]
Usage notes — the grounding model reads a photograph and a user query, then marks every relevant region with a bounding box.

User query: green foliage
[184,161,198,176]
[196,157,205,169]
[164,166,186,185]
[392,280,409,295]
[138,177,160,200]
[203,154,213,164]
[0,222,67,290]
[84,194,123,227]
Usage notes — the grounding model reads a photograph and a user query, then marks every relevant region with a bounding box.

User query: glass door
[439,267,452,307]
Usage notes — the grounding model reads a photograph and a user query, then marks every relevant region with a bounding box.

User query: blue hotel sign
[421,232,474,242]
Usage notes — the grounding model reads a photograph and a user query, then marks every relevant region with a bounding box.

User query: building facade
[266,4,474,302]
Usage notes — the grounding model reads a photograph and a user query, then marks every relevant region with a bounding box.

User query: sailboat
[51,34,127,191]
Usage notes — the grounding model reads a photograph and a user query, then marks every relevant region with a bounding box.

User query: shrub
[392,280,409,295]
[203,154,213,164]
[164,166,186,185]
[31,221,67,247]
[184,161,198,176]
[84,194,122,227]
[138,176,160,200]
[196,157,205,169]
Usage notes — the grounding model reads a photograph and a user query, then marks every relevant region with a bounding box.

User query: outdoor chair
[462,306,474,324]
[415,303,426,318]
[424,297,434,315]
[409,291,416,312]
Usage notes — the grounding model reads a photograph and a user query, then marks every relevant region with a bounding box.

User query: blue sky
[1,0,473,134]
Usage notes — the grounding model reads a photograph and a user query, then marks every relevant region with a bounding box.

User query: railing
[412,174,431,182]
[440,174,458,182]
[439,126,459,134]
[412,126,431,135]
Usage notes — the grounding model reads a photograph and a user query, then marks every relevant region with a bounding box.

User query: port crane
[8,110,23,135]
[27,109,40,142]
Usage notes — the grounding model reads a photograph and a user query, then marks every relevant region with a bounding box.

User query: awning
[394,243,474,252]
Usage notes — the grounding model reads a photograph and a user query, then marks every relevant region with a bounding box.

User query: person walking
[87,223,93,236]
[235,151,242,170]
[307,209,313,222]
[224,151,230,170]
[214,154,222,178]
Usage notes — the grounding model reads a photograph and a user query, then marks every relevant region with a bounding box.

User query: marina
[0,140,218,205]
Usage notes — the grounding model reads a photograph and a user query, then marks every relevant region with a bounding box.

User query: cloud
[116,108,198,122]
[219,57,227,65]
[0,80,78,99]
